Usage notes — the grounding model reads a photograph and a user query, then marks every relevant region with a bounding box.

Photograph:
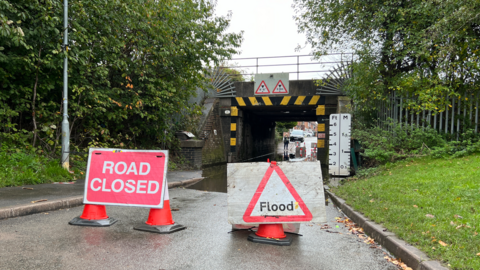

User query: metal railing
[378,91,480,137]
[221,53,354,80]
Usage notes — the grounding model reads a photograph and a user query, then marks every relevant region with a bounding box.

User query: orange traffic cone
[134,182,186,234]
[248,224,293,246]
[69,204,117,227]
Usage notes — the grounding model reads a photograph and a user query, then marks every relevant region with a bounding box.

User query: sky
[214,0,346,80]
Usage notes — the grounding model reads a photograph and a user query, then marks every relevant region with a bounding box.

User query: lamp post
[61,0,70,169]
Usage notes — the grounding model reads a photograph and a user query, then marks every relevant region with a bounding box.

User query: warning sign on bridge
[254,73,289,95]
[228,161,326,224]
[272,80,288,94]
[255,81,270,94]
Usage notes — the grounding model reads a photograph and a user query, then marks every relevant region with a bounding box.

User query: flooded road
[188,164,227,193]
[190,137,320,194]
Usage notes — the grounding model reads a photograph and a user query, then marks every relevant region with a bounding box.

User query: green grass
[332,154,480,270]
[0,149,75,188]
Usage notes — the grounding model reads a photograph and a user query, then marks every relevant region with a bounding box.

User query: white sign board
[254,73,289,95]
[329,114,351,176]
[227,161,326,224]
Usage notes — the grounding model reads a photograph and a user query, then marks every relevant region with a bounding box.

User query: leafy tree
[293,0,480,113]
[220,66,244,82]
[276,121,297,132]
[0,0,242,155]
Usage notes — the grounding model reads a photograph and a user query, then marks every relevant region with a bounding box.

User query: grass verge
[0,149,75,188]
[331,154,480,269]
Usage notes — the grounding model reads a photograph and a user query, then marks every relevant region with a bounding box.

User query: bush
[354,120,446,166]
[354,116,480,168]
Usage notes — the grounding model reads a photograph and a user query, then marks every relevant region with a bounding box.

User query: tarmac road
[0,188,396,270]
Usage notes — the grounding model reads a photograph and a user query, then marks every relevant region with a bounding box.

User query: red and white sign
[272,80,288,93]
[255,81,270,94]
[243,163,312,222]
[83,148,168,208]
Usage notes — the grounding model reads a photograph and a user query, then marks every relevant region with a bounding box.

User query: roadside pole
[61,0,70,169]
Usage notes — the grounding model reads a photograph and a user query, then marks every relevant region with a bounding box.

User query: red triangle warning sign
[272,80,288,93]
[243,163,312,222]
[255,80,270,94]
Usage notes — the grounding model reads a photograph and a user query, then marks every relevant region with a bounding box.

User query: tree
[276,121,297,132]
[293,0,480,113]
[0,0,242,154]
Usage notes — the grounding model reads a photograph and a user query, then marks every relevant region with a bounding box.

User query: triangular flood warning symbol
[272,80,288,93]
[243,163,312,222]
[255,81,270,94]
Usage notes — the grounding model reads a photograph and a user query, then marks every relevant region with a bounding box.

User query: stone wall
[179,140,204,169]
[199,99,226,166]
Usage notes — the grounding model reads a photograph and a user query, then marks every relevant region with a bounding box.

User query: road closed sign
[228,161,326,224]
[83,148,168,208]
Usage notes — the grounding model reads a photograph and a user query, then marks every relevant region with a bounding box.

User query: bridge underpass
[216,80,341,180]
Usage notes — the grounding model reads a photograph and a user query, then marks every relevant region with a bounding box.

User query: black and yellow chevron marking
[230,112,237,152]
[232,96,325,107]
[317,139,325,148]
[316,105,325,115]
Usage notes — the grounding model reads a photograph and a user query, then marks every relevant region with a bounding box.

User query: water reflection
[188,164,227,193]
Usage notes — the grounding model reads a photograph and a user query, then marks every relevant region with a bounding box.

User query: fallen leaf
[439,240,448,247]
[450,221,455,226]
[432,247,436,250]
[171,208,180,211]
[426,214,435,218]
[476,253,480,256]
[413,205,418,208]
[22,187,33,190]
[31,199,47,203]
[369,199,375,203]
[454,214,463,219]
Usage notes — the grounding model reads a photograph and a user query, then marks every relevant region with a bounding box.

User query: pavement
[0,170,203,220]
[0,188,397,270]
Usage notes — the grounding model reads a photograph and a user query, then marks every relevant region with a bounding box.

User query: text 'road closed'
[84,149,167,208]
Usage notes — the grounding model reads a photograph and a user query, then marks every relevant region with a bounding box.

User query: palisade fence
[377,91,480,139]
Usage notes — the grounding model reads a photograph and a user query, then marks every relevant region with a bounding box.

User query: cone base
[68,216,118,227]
[247,233,293,246]
[134,222,186,234]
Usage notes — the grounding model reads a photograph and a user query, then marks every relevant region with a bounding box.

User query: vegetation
[0,0,242,185]
[294,0,480,113]
[0,143,75,187]
[220,64,245,82]
[352,118,480,167]
[276,121,297,132]
[332,155,480,269]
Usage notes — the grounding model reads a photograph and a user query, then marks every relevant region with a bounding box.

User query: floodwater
[188,164,227,193]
